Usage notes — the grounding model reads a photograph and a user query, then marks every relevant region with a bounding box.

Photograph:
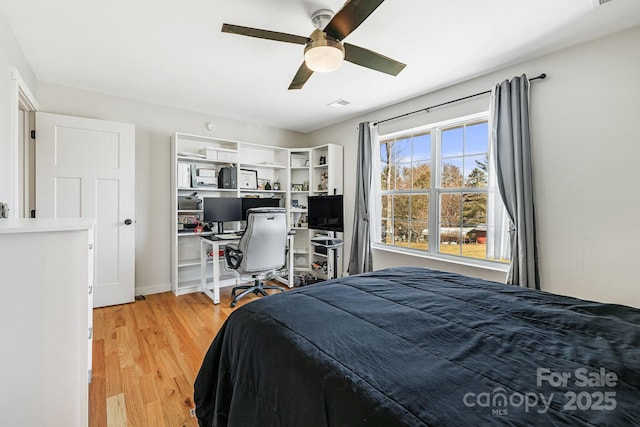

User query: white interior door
[36,112,135,307]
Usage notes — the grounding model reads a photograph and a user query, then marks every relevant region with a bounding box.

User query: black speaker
[217,167,237,189]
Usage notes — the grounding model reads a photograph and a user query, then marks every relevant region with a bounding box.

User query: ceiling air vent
[592,0,614,7]
[327,99,351,108]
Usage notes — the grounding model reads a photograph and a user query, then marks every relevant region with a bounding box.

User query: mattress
[194,267,640,426]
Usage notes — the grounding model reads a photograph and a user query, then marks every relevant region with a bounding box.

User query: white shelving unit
[287,144,343,279]
[171,133,343,294]
[171,133,241,295]
[311,144,344,279]
[311,144,343,196]
[288,149,311,274]
[171,133,299,296]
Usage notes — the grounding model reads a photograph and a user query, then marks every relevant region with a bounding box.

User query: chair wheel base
[229,279,286,308]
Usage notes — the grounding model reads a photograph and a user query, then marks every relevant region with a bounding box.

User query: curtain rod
[373,73,547,126]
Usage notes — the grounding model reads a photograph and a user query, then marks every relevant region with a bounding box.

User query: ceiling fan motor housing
[311,9,334,29]
[304,29,345,72]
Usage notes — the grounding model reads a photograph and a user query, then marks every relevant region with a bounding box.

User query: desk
[200,235,294,304]
[311,236,343,280]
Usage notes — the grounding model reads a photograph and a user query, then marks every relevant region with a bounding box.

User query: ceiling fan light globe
[305,46,344,72]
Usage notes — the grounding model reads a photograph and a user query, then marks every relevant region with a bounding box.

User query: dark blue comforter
[194,267,640,426]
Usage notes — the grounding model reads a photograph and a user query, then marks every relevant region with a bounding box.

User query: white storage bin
[199,147,218,160]
[218,150,238,162]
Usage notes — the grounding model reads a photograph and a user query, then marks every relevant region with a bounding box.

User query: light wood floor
[89,286,280,427]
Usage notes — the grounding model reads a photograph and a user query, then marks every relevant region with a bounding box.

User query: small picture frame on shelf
[291,199,299,208]
[291,183,303,191]
[239,169,258,189]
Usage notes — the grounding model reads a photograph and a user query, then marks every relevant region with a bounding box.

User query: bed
[194,267,640,426]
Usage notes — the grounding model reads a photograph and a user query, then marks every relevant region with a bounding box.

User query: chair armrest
[224,245,243,270]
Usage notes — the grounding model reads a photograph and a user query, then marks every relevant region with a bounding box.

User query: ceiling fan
[221,0,406,90]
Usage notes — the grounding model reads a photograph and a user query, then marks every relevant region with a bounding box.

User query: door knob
[124,219,133,225]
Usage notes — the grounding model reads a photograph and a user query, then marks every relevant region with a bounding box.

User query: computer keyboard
[214,234,239,240]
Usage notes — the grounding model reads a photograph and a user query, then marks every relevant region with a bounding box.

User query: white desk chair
[224,207,287,307]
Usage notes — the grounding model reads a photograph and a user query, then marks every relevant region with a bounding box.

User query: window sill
[371,243,510,273]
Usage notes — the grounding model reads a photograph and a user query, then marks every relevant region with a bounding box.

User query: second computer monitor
[308,195,344,233]
[203,197,242,233]
[242,197,280,220]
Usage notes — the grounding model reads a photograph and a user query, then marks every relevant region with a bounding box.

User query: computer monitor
[241,197,281,220]
[308,195,343,233]
[203,197,242,233]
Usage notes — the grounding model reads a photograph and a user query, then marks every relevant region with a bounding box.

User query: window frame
[375,111,509,270]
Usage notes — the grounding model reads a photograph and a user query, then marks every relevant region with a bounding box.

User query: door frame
[10,67,39,219]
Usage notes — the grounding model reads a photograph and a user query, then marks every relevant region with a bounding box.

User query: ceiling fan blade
[344,43,406,76]
[288,62,314,90]
[323,0,385,41]
[221,23,310,45]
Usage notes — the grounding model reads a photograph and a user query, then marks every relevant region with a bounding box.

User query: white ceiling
[2,0,639,133]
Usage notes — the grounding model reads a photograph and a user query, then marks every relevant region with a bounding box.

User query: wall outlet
[0,202,8,219]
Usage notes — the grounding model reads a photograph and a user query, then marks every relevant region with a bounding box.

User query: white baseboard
[135,282,171,296]
[174,284,201,296]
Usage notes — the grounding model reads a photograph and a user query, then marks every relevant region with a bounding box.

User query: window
[378,112,509,264]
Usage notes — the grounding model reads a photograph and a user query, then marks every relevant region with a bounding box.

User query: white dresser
[0,218,94,427]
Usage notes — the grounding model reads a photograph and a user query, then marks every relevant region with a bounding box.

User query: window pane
[395,138,412,164]
[440,193,462,228]
[464,155,488,188]
[381,219,392,244]
[418,224,429,250]
[461,194,489,260]
[463,193,487,226]
[465,122,488,155]
[381,195,392,220]
[380,140,393,192]
[394,220,409,245]
[442,126,464,158]
[461,192,491,260]
[412,161,430,189]
[381,163,391,191]
[395,163,412,190]
[413,132,431,161]
[440,194,462,232]
[393,195,409,219]
[408,221,428,250]
[380,141,389,163]
[441,160,463,188]
[385,139,398,164]
[410,194,428,220]
[440,192,463,257]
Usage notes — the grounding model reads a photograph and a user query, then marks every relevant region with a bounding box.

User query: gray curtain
[348,122,373,275]
[490,74,540,289]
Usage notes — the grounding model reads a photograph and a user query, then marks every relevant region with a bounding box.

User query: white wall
[36,83,305,295]
[0,10,36,212]
[307,26,640,308]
